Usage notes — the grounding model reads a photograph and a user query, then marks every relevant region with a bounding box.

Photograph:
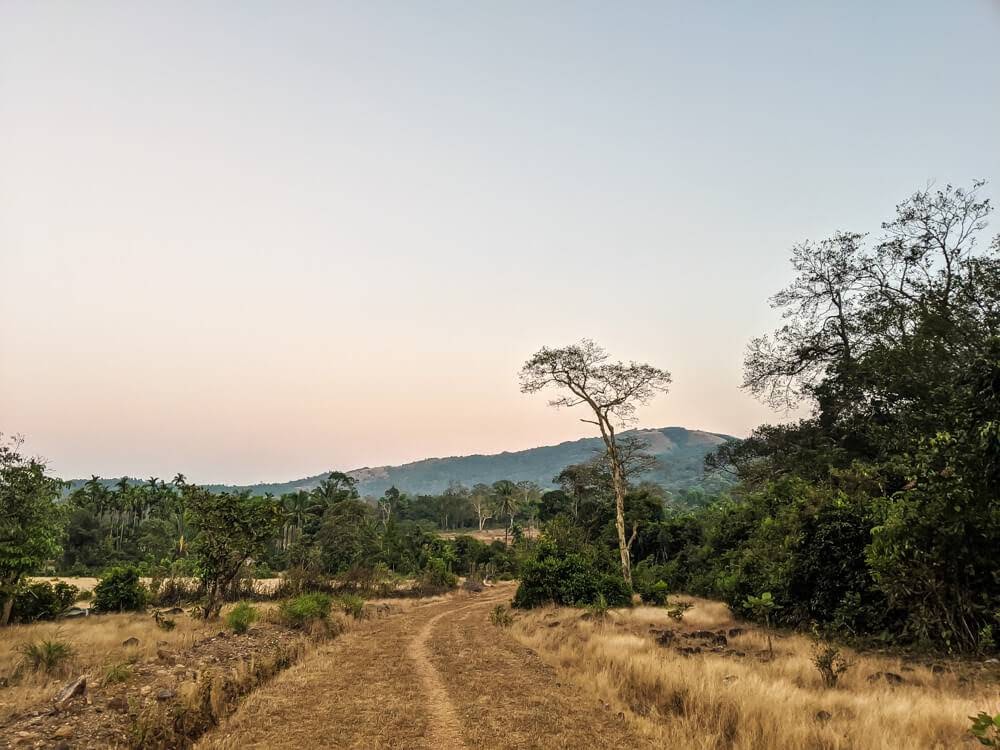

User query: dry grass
[0,609,215,723]
[511,598,1000,749]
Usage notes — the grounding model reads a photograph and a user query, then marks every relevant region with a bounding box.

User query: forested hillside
[64,426,735,500]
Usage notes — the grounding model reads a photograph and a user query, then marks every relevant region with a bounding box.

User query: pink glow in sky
[2,3,998,483]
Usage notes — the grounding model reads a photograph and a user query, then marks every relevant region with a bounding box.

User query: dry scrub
[0,610,214,724]
[511,597,1000,749]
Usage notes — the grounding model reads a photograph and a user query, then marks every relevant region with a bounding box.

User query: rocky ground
[0,620,315,749]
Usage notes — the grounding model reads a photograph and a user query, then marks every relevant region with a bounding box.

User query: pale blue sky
[2,2,999,482]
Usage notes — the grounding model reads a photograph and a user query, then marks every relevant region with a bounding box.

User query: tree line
[512,181,1000,653]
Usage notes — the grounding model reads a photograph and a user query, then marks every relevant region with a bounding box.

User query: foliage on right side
[668,181,1000,653]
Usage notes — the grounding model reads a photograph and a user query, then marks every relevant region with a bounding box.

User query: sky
[2,1,999,483]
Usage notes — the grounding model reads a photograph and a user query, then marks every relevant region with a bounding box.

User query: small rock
[678,646,702,655]
[728,628,745,637]
[722,674,739,685]
[52,726,73,739]
[815,710,832,723]
[156,648,176,664]
[654,629,675,646]
[123,637,140,648]
[108,695,128,711]
[931,664,945,674]
[140,685,152,696]
[156,640,168,647]
[164,607,184,615]
[985,658,999,665]
[156,688,176,701]
[53,676,86,708]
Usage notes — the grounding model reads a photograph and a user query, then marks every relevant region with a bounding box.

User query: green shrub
[279,593,332,629]
[335,594,366,620]
[226,602,259,634]
[633,560,673,606]
[587,593,610,620]
[78,589,94,602]
[93,566,147,613]
[811,642,851,688]
[489,604,513,628]
[18,638,74,675]
[513,541,631,609]
[417,557,458,594]
[11,581,79,623]
[102,661,132,686]
[970,711,1000,747]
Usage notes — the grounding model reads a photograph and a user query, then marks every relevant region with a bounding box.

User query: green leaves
[1,436,66,625]
[969,711,1000,747]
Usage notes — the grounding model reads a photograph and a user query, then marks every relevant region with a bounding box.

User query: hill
[62,427,736,500]
[208,426,736,498]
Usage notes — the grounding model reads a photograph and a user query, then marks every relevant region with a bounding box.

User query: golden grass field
[511,597,1000,749]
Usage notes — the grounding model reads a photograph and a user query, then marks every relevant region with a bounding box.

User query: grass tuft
[18,637,74,675]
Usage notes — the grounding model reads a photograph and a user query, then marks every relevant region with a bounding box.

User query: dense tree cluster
[662,182,1000,652]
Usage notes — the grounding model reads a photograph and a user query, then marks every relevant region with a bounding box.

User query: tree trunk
[610,457,632,588]
[1,594,14,626]
[598,424,633,589]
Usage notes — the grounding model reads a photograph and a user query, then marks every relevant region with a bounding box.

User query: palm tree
[282,492,310,549]
[492,480,519,545]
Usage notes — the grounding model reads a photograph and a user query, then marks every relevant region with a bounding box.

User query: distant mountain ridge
[209,426,736,498]
[63,427,736,499]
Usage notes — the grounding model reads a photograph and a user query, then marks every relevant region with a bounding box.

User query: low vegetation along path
[197,583,643,750]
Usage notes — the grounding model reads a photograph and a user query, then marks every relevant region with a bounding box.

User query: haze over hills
[206,426,736,498]
[63,427,735,500]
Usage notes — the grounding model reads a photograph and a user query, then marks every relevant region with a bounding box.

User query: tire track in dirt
[197,585,643,749]
[406,609,469,748]
[404,589,510,749]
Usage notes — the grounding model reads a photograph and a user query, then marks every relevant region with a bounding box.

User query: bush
[489,604,513,628]
[226,602,259,634]
[274,566,332,599]
[153,576,201,607]
[512,541,631,609]
[812,641,851,688]
[279,593,332,629]
[10,581,79,623]
[18,638,74,675]
[970,711,1000,747]
[102,662,132,686]
[335,594,366,620]
[93,566,147,613]
[417,557,458,594]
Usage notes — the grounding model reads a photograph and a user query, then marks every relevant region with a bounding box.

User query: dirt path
[197,585,646,749]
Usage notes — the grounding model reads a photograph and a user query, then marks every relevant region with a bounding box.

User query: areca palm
[282,492,310,549]
[492,480,519,545]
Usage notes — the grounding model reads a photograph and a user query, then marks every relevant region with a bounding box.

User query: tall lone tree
[520,340,671,587]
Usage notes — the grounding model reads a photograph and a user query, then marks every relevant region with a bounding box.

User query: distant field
[437,527,539,542]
